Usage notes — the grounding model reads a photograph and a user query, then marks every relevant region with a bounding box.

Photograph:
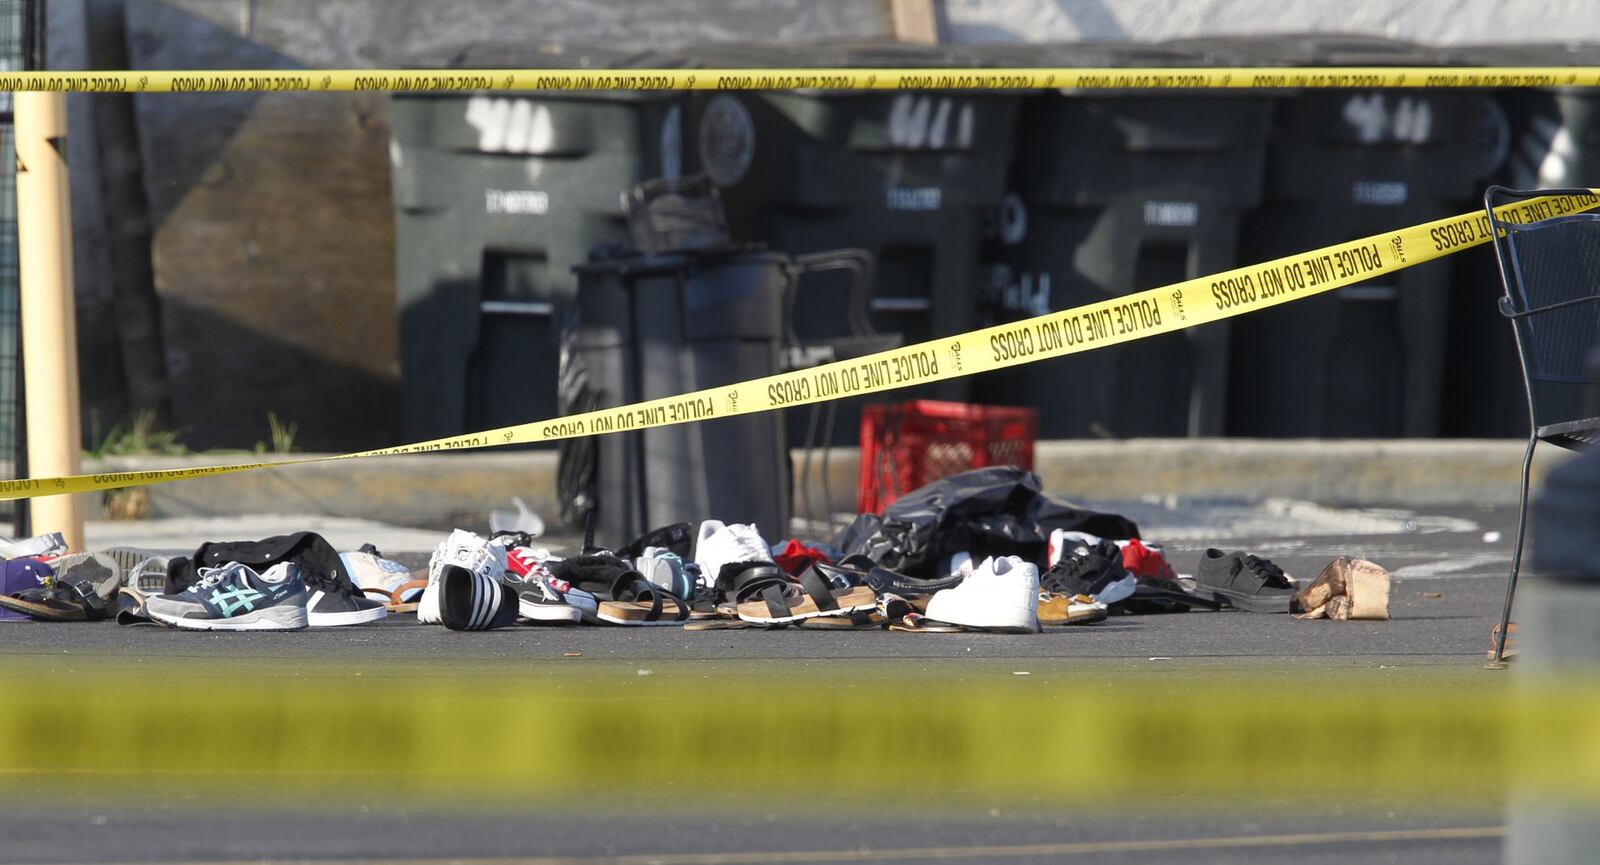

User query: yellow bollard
[15,91,84,552]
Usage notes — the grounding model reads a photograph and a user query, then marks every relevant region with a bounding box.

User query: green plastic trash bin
[683,42,1018,443]
[971,42,1273,438]
[1190,36,1483,437]
[390,45,689,444]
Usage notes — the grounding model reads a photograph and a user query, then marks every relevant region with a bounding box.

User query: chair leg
[1494,434,1540,663]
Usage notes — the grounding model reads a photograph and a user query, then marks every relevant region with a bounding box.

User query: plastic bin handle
[785,249,878,343]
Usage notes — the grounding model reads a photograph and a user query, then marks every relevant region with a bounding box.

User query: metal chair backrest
[1486,187,1600,397]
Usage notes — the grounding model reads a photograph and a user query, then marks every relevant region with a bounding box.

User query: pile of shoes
[0,469,1392,634]
[115,532,391,630]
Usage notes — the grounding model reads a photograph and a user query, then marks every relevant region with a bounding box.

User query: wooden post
[889,0,939,44]
[16,91,85,551]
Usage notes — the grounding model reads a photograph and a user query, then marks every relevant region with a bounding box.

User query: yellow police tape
[3,192,1595,502]
[3,671,1599,801]
[6,67,1600,93]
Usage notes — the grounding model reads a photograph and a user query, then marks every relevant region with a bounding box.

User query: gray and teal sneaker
[144,561,309,631]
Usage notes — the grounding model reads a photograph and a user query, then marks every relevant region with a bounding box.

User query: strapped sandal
[685,584,720,621]
[1037,592,1108,626]
[735,564,877,625]
[717,562,794,615]
[595,574,690,626]
[0,578,112,622]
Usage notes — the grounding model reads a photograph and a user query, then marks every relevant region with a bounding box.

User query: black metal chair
[1485,186,1600,663]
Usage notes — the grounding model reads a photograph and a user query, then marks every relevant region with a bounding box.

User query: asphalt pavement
[0,499,1547,864]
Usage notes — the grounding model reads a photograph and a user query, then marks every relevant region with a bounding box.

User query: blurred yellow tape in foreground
[3,191,1597,501]
[4,675,1599,802]
[5,67,1600,93]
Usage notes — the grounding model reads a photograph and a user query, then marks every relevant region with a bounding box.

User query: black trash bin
[389,46,688,443]
[682,42,1018,443]
[1187,36,1482,437]
[1444,44,1600,438]
[970,42,1273,438]
[568,247,794,548]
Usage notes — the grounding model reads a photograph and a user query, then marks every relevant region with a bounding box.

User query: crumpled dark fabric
[831,466,1139,577]
[166,531,353,595]
[549,553,642,600]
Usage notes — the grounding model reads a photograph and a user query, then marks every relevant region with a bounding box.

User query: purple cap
[0,558,55,621]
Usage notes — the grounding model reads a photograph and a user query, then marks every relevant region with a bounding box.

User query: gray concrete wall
[938,0,1600,45]
[89,439,1571,531]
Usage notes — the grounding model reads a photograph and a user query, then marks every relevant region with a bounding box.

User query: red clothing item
[1121,538,1177,582]
[771,539,832,576]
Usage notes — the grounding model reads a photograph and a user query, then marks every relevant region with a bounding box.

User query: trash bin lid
[1455,42,1600,68]
[962,42,1268,95]
[683,40,987,71]
[1163,34,1468,68]
[392,41,693,100]
[402,41,690,72]
[965,41,1212,71]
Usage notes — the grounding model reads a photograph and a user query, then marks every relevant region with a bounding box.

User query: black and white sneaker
[511,573,583,624]
[307,585,388,627]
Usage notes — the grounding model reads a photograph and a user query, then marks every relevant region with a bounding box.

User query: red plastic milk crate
[858,400,1039,514]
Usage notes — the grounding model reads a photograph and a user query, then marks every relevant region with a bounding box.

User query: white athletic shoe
[419,529,509,627]
[693,520,773,587]
[924,555,1041,633]
[145,561,309,631]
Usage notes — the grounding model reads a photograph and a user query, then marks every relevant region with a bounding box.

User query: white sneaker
[693,520,773,587]
[419,529,509,626]
[924,555,1040,633]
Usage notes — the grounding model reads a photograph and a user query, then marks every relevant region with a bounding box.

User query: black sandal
[594,574,689,626]
[0,578,112,622]
[735,565,878,624]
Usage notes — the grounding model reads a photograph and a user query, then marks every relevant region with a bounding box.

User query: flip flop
[115,587,168,627]
[376,577,428,614]
[685,618,767,631]
[796,610,883,630]
[887,612,966,633]
[735,566,877,624]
